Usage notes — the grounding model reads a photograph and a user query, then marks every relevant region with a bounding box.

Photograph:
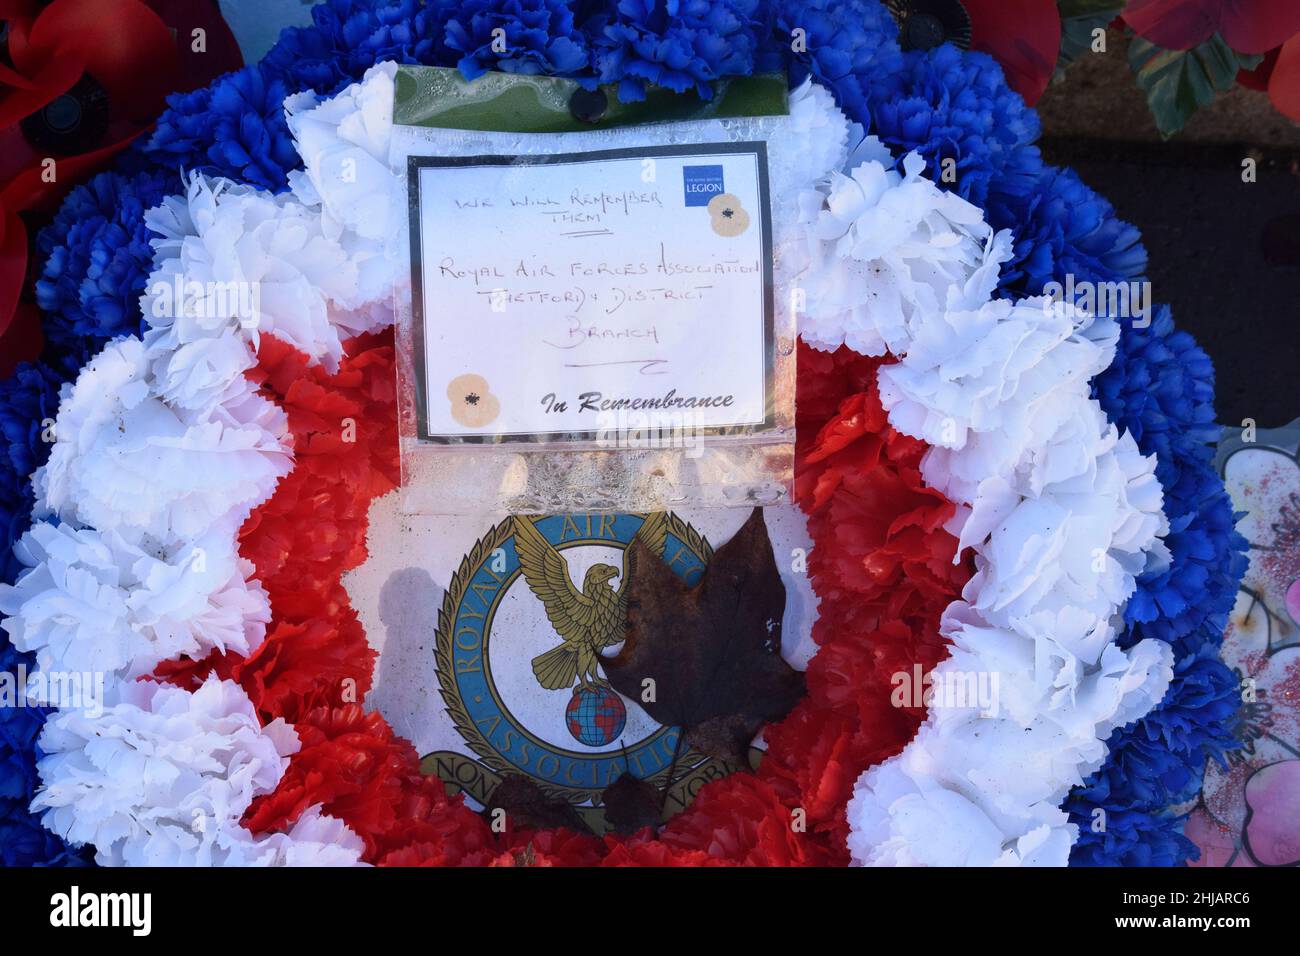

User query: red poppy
[890,0,1062,105]
[1269,34,1300,120]
[0,0,241,371]
[1123,0,1300,55]
[962,0,1062,105]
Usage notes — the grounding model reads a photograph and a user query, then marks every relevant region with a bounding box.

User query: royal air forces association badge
[427,512,747,833]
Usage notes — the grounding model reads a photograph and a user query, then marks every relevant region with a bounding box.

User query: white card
[409,143,774,442]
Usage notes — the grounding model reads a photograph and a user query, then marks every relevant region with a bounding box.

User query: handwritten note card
[408,142,774,442]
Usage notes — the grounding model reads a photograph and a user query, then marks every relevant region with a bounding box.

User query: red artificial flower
[0,0,240,368]
[245,703,497,864]
[232,613,376,724]
[239,333,400,617]
[492,829,607,867]
[1229,38,1300,121]
[962,0,1062,104]
[601,830,731,866]
[221,322,973,865]
[653,773,832,866]
[758,703,861,858]
[1265,35,1300,121]
[1123,0,1300,55]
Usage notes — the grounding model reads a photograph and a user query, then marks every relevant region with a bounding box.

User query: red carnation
[492,829,607,867]
[654,773,831,866]
[602,830,730,867]
[245,704,496,864]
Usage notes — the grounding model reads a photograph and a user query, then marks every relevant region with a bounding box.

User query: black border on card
[407,141,776,444]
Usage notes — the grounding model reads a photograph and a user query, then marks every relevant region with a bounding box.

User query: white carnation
[794,142,1012,356]
[142,174,360,374]
[35,337,290,546]
[0,522,268,691]
[785,78,852,190]
[286,61,400,245]
[33,678,303,866]
[878,297,1114,454]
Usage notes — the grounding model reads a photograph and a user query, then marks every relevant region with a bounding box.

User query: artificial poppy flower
[1267,34,1300,121]
[0,0,241,367]
[887,0,1062,104]
[1123,0,1300,55]
[1231,39,1300,123]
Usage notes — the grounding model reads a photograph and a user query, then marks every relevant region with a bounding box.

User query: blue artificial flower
[1067,638,1241,866]
[430,0,590,80]
[262,0,441,96]
[1,363,61,585]
[0,643,92,867]
[771,0,904,125]
[0,364,60,517]
[1069,805,1198,867]
[865,43,1040,208]
[990,162,1148,299]
[0,367,90,866]
[591,0,766,103]
[34,168,178,362]
[148,65,301,193]
[1069,305,1249,867]
[1094,306,1249,650]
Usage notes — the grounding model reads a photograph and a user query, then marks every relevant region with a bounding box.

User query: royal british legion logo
[682,164,725,206]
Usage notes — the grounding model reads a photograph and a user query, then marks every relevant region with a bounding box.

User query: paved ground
[1039,32,1299,428]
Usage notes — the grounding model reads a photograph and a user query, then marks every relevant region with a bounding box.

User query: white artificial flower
[0,522,268,690]
[793,141,1013,356]
[286,61,400,245]
[785,78,852,190]
[36,337,290,545]
[145,328,258,412]
[239,805,368,867]
[846,614,1172,867]
[33,678,319,866]
[285,61,402,322]
[142,174,361,373]
[878,296,1114,454]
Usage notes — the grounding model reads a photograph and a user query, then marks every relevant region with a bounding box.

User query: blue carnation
[0,366,90,866]
[1073,305,1249,866]
[1,363,61,583]
[592,0,766,102]
[148,65,301,193]
[430,0,590,80]
[0,642,92,867]
[1067,639,1241,866]
[262,0,441,96]
[34,168,177,363]
[866,44,1040,208]
[771,0,903,125]
[990,162,1148,299]
[0,363,60,521]
[1069,805,1198,867]
[1094,307,1249,650]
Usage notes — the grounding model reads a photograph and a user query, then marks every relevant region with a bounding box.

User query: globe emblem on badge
[565,685,627,746]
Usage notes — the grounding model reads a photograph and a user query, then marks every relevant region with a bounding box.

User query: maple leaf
[602,508,805,765]
[601,771,662,836]
[484,774,591,834]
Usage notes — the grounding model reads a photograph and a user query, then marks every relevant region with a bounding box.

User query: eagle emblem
[510,512,669,692]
